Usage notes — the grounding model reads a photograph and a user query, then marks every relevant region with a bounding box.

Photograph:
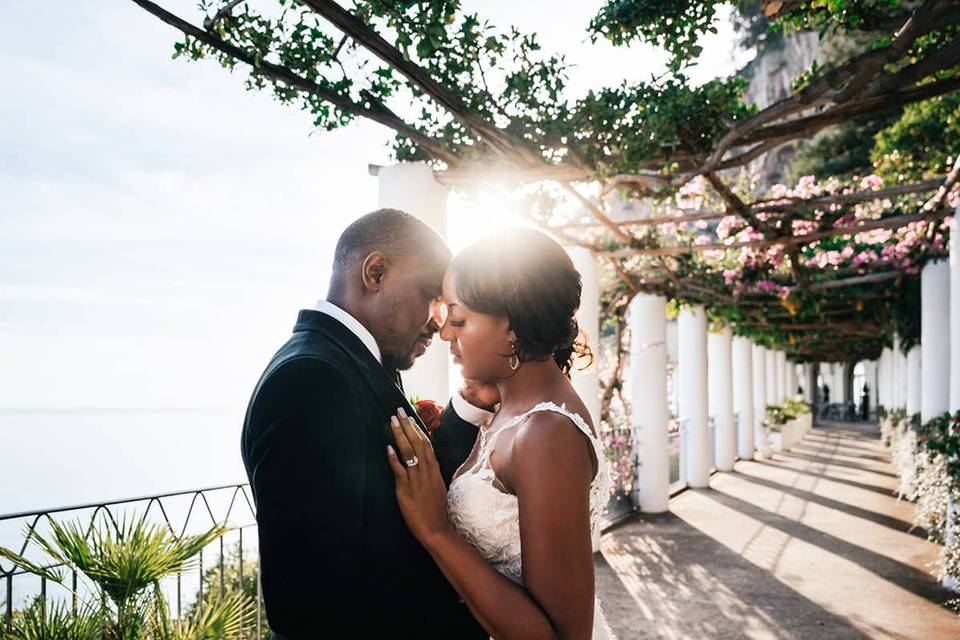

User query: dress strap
[469,402,600,474]
[520,401,599,442]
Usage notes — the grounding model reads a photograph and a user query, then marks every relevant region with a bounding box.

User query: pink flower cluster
[716,215,740,240]
[854,228,893,244]
[754,279,792,299]
[676,176,708,210]
[792,219,817,236]
[643,173,953,298]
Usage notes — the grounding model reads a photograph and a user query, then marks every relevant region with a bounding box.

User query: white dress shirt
[314,299,382,364]
[452,389,496,428]
[316,299,495,427]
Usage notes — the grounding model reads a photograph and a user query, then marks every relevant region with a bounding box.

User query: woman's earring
[508,343,520,371]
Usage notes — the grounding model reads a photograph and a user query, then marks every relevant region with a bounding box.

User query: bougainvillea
[592,171,954,360]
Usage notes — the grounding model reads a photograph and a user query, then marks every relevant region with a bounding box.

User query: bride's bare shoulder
[509,410,596,478]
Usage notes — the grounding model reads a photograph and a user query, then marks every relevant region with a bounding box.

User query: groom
[241,209,492,639]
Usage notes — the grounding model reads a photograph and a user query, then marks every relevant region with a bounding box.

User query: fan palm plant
[0,515,254,639]
[5,598,101,640]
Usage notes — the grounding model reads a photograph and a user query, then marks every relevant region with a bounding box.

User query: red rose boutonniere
[411,397,443,437]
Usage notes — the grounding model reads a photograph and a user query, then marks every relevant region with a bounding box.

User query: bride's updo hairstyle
[450,227,593,375]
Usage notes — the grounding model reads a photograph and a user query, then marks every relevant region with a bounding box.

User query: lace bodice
[446,401,615,639]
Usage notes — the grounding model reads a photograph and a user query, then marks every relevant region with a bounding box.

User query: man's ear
[361,252,388,292]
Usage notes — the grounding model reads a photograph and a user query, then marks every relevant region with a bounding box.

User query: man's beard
[383,351,415,373]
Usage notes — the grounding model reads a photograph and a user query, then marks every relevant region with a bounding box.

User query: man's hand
[460,379,500,412]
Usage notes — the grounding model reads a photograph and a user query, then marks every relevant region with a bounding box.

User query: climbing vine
[129,0,960,362]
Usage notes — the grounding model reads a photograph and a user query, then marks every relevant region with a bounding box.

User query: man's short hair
[332,208,448,276]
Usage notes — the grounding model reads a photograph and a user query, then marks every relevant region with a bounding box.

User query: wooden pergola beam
[552,208,724,231]
[752,178,943,213]
[605,205,950,257]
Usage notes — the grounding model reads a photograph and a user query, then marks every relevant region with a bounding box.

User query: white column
[708,327,736,472]
[765,349,778,406]
[628,294,670,513]
[801,363,814,402]
[894,335,908,410]
[890,334,900,409]
[863,360,878,417]
[753,345,772,457]
[906,345,922,418]
[775,351,787,402]
[834,363,847,405]
[875,354,884,410]
[900,346,909,409]
[922,260,951,423]
[733,337,755,460]
[569,247,601,427]
[879,347,892,410]
[679,305,710,488]
[377,162,451,402]
[951,212,960,413]
[820,362,836,402]
[947,210,960,591]
[785,360,798,399]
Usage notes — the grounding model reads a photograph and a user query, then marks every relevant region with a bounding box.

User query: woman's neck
[495,358,565,415]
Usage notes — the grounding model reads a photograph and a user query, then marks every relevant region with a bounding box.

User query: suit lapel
[293,310,429,433]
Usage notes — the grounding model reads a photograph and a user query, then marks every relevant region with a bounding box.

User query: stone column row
[629,299,804,509]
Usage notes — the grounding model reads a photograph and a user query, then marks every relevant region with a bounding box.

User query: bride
[386,228,616,639]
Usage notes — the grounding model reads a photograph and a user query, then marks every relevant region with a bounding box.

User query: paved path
[596,421,960,639]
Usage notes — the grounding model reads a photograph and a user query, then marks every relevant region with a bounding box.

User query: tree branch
[830,0,939,103]
[700,0,950,174]
[801,270,904,291]
[561,182,636,245]
[203,0,244,30]
[738,75,960,148]
[128,0,461,167]
[297,0,545,168]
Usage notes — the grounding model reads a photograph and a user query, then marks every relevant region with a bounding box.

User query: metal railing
[0,483,261,636]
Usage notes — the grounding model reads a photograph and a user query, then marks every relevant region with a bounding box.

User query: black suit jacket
[434,402,482,486]
[241,310,486,639]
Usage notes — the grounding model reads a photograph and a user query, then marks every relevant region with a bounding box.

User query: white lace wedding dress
[447,401,617,639]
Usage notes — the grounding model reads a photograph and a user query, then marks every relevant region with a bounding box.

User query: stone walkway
[596,421,960,639]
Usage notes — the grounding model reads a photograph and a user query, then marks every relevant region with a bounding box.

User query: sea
[0,407,252,608]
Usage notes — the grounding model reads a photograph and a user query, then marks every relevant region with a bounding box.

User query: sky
[0,1,745,410]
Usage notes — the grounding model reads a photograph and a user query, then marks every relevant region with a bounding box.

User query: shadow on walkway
[698,488,942,602]
[598,420,960,639]
[750,459,897,498]
[726,470,925,539]
[773,450,900,479]
[598,512,873,639]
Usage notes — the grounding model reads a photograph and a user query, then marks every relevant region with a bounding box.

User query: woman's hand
[460,379,500,412]
[386,407,453,545]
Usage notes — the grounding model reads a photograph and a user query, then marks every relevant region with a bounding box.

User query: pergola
[130,0,958,356]
[129,0,960,519]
